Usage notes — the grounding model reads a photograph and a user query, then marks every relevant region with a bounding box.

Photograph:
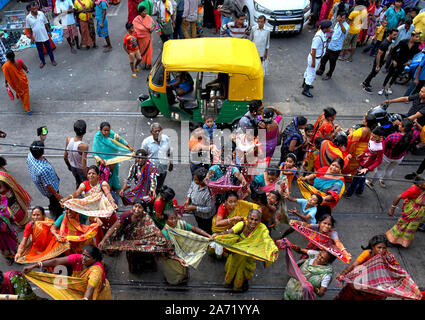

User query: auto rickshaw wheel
[141,106,159,118]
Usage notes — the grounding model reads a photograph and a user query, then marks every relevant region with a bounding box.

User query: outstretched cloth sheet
[339,253,422,300]
[276,238,315,300]
[24,269,112,300]
[16,218,70,264]
[64,183,116,218]
[297,177,344,208]
[59,214,98,242]
[102,213,171,253]
[164,224,211,268]
[290,221,351,264]
[214,222,278,264]
[92,130,134,166]
[205,166,244,199]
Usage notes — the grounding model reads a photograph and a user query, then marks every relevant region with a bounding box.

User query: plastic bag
[262,58,269,77]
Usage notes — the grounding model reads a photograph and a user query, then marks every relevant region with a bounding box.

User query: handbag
[276,117,285,146]
[6,86,14,101]
[160,19,174,35]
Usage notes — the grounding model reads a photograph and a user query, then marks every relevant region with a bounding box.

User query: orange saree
[16,218,70,264]
[344,127,371,178]
[1,60,30,112]
[59,214,99,254]
[133,14,154,66]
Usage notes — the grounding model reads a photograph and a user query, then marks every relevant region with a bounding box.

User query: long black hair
[393,118,415,156]
[361,234,389,250]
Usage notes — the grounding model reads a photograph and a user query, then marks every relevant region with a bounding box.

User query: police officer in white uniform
[302,20,332,98]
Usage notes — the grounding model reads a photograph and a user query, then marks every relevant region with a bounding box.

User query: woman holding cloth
[92,122,135,192]
[213,209,278,292]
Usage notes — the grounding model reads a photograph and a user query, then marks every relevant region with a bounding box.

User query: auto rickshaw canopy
[162,38,263,101]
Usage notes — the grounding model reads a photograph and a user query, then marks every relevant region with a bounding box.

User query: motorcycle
[395,51,425,85]
[352,92,403,137]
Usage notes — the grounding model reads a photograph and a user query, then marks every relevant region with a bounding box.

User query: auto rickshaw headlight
[139,94,149,102]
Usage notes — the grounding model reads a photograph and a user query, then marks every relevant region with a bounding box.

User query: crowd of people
[1,0,425,301]
[303,0,425,98]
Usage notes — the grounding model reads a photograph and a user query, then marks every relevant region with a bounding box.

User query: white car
[234,0,311,34]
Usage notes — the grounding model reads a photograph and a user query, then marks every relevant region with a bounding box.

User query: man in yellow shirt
[339,1,368,62]
[363,19,387,56]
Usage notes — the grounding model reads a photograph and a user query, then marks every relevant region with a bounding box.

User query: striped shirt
[27,153,60,197]
[220,21,251,38]
[384,130,420,159]
[186,181,213,219]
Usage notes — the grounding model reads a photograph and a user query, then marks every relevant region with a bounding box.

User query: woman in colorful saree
[0,169,31,226]
[1,50,31,114]
[252,165,280,193]
[23,245,112,300]
[0,270,45,300]
[160,208,212,285]
[50,208,101,254]
[152,186,177,229]
[257,107,283,158]
[0,195,17,265]
[279,116,308,165]
[99,199,170,273]
[334,235,398,300]
[212,190,259,234]
[289,215,351,262]
[344,114,376,177]
[314,134,351,171]
[212,209,278,292]
[132,5,155,70]
[14,206,69,264]
[119,149,157,205]
[299,158,345,219]
[284,245,335,300]
[313,107,342,143]
[92,122,135,191]
[61,165,117,241]
[385,177,425,248]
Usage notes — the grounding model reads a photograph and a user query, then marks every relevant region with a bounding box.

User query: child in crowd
[302,124,315,170]
[280,153,298,192]
[123,22,141,78]
[203,116,217,144]
[363,18,387,56]
[346,126,385,197]
[280,192,323,238]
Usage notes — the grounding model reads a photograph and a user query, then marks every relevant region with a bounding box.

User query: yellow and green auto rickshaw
[139,37,263,127]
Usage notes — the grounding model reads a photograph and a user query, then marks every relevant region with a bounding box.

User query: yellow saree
[214,221,278,289]
[24,266,112,300]
[211,200,259,233]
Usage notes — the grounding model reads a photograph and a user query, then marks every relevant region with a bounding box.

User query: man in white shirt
[155,0,175,42]
[26,1,57,68]
[316,12,349,80]
[55,0,79,53]
[182,0,198,39]
[302,20,332,98]
[141,123,174,192]
[250,15,270,76]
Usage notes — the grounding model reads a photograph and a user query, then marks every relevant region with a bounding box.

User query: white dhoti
[304,54,321,85]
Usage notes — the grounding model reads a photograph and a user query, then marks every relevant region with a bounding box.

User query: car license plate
[278,24,295,30]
